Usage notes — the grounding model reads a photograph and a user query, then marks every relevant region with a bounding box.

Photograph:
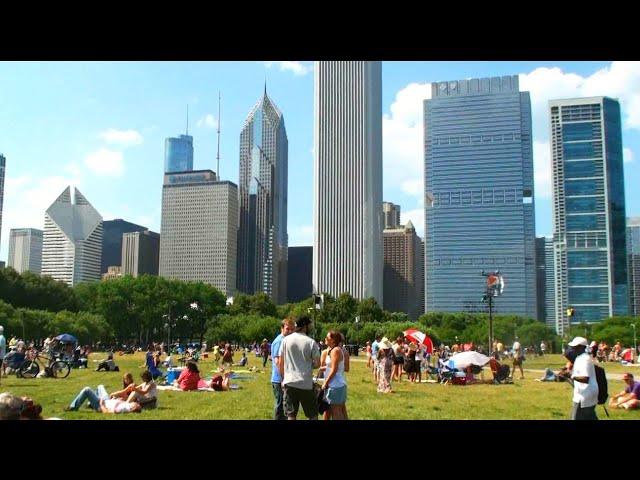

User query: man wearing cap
[609,373,640,410]
[568,336,599,420]
[270,318,295,420]
[278,315,321,420]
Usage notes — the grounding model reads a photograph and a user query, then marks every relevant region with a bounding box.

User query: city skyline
[1,62,639,271]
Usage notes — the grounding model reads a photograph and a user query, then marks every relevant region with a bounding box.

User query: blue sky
[1,61,638,262]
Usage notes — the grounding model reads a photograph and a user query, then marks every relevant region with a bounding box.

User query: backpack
[594,364,608,405]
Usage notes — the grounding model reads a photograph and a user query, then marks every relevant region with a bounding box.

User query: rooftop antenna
[216,91,221,180]
[186,104,189,135]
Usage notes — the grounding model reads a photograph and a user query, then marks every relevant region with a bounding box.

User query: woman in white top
[320,330,348,420]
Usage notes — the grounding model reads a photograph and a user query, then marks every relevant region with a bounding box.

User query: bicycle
[18,348,71,379]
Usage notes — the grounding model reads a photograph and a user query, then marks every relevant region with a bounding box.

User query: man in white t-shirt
[278,315,321,420]
[568,336,599,420]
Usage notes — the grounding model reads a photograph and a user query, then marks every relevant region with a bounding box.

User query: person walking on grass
[278,315,321,420]
[511,337,524,380]
[320,330,348,420]
[371,334,382,383]
[377,338,394,393]
[392,336,405,382]
[271,317,295,420]
[567,336,599,420]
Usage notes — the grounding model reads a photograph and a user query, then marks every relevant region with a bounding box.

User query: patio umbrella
[447,351,491,370]
[403,329,434,354]
[55,333,78,344]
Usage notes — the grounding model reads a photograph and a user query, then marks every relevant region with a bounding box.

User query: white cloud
[383,82,431,201]
[400,208,425,239]
[624,147,634,164]
[264,61,313,76]
[84,148,124,177]
[289,225,314,246]
[534,141,552,199]
[196,114,218,129]
[1,174,82,261]
[98,128,143,147]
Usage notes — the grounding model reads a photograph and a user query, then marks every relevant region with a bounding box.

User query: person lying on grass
[65,384,141,414]
[208,371,233,391]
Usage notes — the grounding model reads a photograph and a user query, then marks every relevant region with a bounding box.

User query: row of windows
[432,188,527,206]
[430,133,521,145]
[430,256,524,266]
[566,214,607,231]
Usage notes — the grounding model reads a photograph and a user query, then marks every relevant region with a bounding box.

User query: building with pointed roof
[41,186,103,286]
[237,88,288,304]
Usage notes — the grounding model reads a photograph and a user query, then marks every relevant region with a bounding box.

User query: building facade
[159,170,238,296]
[237,89,288,304]
[41,187,103,286]
[383,202,401,229]
[101,219,148,274]
[383,221,424,319]
[535,236,556,327]
[7,228,43,274]
[122,230,160,277]
[0,154,5,246]
[627,218,640,317]
[313,61,383,304]
[550,97,628,334]
[287,246,313,303]
[424,76,537,317]
[102,265,123,281]
[164,134,194,173]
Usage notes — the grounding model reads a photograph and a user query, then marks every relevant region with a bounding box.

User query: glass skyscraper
[551,97,628,334]
[164,134,193,173]
[424,76,537,318]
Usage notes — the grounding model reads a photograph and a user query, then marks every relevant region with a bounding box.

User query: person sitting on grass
[609,372,640,410]
[143,345,164,380]
[234,352,248,367]
[175,361,200,391]
[2,344,26,376]
[109,373,136,399]
[96,352,119,372]
[126,370,158,408]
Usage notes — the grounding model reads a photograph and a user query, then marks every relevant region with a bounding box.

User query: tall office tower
[626,218,640,316]
[535,237,556,327]
[551,97,628,335]
[287,246,313,303]
[159,170,238,296]
[7,228,43,274]
[122,230,160,277]
[313,61,383,304]
[424,76,537,317]
[101,219,148,273]
[237,89,288,304]
[41,187,103,286]
[0,154,5,246]
[383,202,401,229]
[418,238,425,316]
[383,220,424,319]
[164,134,194,173]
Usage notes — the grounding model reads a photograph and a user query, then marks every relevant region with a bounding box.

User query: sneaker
[63,406,76,412]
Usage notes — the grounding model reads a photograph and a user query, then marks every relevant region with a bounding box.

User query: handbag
[313,373,330,414]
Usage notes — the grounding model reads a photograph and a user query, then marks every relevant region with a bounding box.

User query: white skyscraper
[41,187,103,286]
[8,228,43,274]
[159,170,238,296]
[313,61,383,304]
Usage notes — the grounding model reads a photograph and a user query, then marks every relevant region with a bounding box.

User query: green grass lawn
[2,352,639,420]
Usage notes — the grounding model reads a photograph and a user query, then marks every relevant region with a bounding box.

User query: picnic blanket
[157,385,240,392]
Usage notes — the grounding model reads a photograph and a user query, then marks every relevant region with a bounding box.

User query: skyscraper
[424,76,537,317]
[313,61,383,304]
[287,246,313,303]
[101,219,148,274]
[551,97,628,334]
[626,218,640,317]
[41,187,103,286]
[159,170,238,296]
[8,228,43,274]
[536,236,556,327]
[0,154,5,246]
[383,202,401,229]
[122,230,160,277]
[164,134,194,173]
[237,89,288,304]
[383,220,424,319]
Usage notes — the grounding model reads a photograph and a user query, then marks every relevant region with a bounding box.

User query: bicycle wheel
[50,360,71,379]
[19,360,40,378]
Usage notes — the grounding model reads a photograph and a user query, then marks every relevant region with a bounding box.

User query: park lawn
[1,352,638,420]
[517,353,640,376]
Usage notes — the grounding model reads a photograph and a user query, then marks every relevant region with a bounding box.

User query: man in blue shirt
[271,318,295,420]
[371,334,382,383]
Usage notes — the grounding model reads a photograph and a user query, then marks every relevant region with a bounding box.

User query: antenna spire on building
[216,91,221,180]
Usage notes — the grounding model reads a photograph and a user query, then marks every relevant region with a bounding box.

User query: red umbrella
[403,329,434,354]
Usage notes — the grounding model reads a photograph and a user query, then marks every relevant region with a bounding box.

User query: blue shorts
[325,385,347,405]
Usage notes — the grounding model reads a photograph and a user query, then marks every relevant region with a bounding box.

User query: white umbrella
[447,351,491,370]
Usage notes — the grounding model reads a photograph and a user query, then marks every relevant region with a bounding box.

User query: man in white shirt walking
[568,336,599,420]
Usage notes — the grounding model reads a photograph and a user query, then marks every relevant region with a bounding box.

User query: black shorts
[393,357,405,365]
[283,385,319,419]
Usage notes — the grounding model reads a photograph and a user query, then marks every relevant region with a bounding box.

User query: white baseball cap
[568,336,588,347]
